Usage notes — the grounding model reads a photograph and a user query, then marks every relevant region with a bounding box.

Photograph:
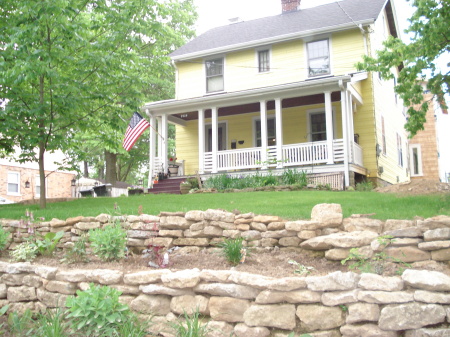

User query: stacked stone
[1,260,449,336]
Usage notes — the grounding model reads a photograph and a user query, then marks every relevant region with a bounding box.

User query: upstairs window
[7,172,20,195]
[205,58,224,93]
[258,50,270,73]
[307,39,330,77]
[381,116,387,155]
[397,133,403,167]
[410,145,422,176]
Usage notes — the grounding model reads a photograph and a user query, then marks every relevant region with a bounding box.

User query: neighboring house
[408,84,449,182]
[143,0,408,189]
[0,152,76,204]
[73,177,132,198]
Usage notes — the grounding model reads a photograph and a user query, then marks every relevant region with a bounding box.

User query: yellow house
[143,0,409,189]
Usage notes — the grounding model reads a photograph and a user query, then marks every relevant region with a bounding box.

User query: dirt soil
[375,179,450,195]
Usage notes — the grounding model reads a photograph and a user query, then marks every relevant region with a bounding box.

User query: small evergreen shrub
[89,222,127,262]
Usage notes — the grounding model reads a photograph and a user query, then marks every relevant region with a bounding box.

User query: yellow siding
[175,59,204,100]
[332,30,365,75]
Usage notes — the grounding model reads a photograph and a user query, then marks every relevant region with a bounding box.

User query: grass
[0,190,448,221]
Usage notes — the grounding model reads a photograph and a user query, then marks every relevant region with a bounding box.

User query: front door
[206,123,227,152]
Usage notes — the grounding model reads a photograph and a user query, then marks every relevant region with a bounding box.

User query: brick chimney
[282,0,300,13]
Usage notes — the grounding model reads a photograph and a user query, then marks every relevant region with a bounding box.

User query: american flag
[122,112,150,151]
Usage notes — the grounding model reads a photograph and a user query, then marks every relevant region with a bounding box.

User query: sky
[192,0,450,180]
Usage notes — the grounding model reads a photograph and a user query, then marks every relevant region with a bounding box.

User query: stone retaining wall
[0,262,449,336]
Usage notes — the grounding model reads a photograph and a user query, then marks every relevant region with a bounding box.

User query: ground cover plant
[0,189,448,221]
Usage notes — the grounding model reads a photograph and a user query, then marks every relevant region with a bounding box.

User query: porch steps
[147,177,186,195]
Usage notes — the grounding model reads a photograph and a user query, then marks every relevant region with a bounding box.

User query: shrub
[355,180,374,191]
[0,226,10,251]
[89,223,127,261]
[10,241,38,262]
[216,237,249,265]
[66,284,131,336]
[61,234,89,264]
[35,231,64,256]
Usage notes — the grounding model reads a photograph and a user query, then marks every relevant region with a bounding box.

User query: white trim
[275,98,283,168]
[409,144,423,177]
[7,171,20,196]
[204,55,226,95]
[198,109,205,174]
[171,20,374,61]
[305,37,332,78]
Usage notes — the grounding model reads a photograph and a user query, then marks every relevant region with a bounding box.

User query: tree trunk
[38,141,46,209]
[83,161,89,178]
[105,150,117,187]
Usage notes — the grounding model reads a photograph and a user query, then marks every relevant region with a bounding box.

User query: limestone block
[109,285,140,295]
[204,209,235,223]
[228,271,276,289]
[199,270,231,283]
[193,283,259,299]
[203,226,223,237]
[296,304,345,331]
[431,248,450,261]
[261,230,297,239]
[343,217,383,233]
[244,304,296,330]
[160,216,192,230]
[255,289,321,304]
[267,222,285,230]
[95,213,110,223]
[49,218,67,228]
[321,289,360,306]
[234,323,270,337]
[123,270,171,285]
[7,286,37,302]
[325,246,373,261]
[206,321,235,337]
[140,214,160,223]
[414,290,450,304]
[173,238,209,246]
[161,269,201,288]
[45,280,77,295]
[118,295,135,307]
[260,238,278,246]
[65,216,84,226]
[357,290,413,304]
[37,288,68,308]
[384,227,423,238]
[383,219,416,232]
[3,262,35,274]
[279,237,301,247]
[301,231,378,250]
[378,303,446,330]
[189,221,207,231]
[321,228,340,235]
[234,218,253,225]
[424,228,450,241]
[211,220,237,230]
[130,222,158,230]
[1,274,25,286]
[417,216,450,231]
[402,269,450,291]
[0,284,6,299]
[285,220,320,231]
[418,240,450,251]
[90,270,123,285]
[311,203,343,228]
[50,225,72,232]
[250,222,267,232]
[236,212,254,220]
[405,328,450,337]
[340,324,397,337]
[265,277,307,291]
[358,273,404,291]
[127,238,145,246]
[236,224,250,231]
[34,266,58,279]
[383,247,431,263]
[222,230,241,238]
[170,295,209,315]
[126,230,156,239]
[209,296,249,322]
[74,222,101,230]
[391,238,423,247]
[253,215,281,223]
[306,271,360,291]
[139,284,193,296]
[8,302,45,315]
[56,269,91,283]
[130,294,171,315]
[185,210,205,221]
[143,237,173,248]
[346,302,380,324]
[298,230,319,240]
[183,229,204,238]
[158,230,183,237]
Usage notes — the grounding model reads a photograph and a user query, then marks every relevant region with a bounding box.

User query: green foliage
[280,169,308,186]
[170,309,210,337]
[355,181,374,191]
[66,284,131,337]
[8,309,34,336]
[35,231,64,256]
[61,234,89,264]
[216,237,248,266]
[89,223,127,262]
[9,241,38,262]
[34,309,70,337]
[356,0,449,135]
[288,260,316,275]
[0,227,10,251]
[112,313,149,337]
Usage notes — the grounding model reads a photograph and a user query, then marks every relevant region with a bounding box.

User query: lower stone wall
[0,261,449,337]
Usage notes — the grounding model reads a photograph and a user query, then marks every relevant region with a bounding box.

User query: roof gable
[171,0,390,60]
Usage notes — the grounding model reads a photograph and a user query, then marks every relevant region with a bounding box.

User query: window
[397,133,403,167]
[258,50,270,72]
[307,39,330,77]
[7,172,20,195]
[310,112,327,141]
[205,58,224,93]
[255,118,276,147]
[410,145,422,176]
[381,116,386,155]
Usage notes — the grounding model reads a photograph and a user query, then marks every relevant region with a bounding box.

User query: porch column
[325,91,334,164]
[161,114,169,174]
[275,98,283,168]
[156,117,162,161]
[260,100,268,169]
[347,91,355,163]
[341,89,350,187]
[198,109,205,174]
[148,111,156,188]
[211,107,218,173]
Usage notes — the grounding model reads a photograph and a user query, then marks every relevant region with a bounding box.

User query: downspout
[339,80,350,188]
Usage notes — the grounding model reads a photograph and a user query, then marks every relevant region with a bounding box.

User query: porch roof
[143,74,356,120]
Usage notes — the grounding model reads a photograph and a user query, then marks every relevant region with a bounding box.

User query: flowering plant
[169,156,177,162]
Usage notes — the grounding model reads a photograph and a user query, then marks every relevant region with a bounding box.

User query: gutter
[171,19,375,62]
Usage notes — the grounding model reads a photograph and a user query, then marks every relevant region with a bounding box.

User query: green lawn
[1,190,449,221]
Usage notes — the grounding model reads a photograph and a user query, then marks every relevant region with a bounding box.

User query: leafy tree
[357,0,449,136]
[0,0,196,208]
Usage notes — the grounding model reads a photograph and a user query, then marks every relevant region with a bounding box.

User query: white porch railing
[202,139,361,172]
[353,143,363,166]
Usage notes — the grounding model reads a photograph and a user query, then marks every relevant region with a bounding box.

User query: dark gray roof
[171,0,389,59]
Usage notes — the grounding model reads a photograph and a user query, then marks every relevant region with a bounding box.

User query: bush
[35,231,64,256]
[216,237,249,266]
[9,241,38,262]
[66,284,131,336]
[355,180,374,191]
[0,226,10,251]
[89,223,127,262]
